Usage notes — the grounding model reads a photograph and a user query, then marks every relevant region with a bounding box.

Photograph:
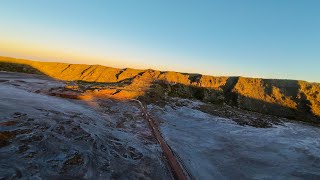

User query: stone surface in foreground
[1,72,320,180]
[149,101,320,179]
[0,72,169,179]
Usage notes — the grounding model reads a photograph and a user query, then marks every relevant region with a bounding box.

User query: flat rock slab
[150,104,320,180]
[0,72,170,179]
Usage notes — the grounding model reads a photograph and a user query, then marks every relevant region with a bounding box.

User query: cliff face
[1,56,319,123]
[232,78,320,120]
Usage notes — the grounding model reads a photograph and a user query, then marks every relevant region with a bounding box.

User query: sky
[0,0,319,82]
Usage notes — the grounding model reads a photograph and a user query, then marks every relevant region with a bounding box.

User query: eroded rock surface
[148,100,320,179]
[0,72,170,179]
[1,72,320,180]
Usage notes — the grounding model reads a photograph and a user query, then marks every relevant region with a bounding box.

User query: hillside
[1,56,319,123]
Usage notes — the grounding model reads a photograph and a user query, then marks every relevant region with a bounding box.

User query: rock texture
[1,56,319,123]
[149,100,320,179]
[0,72,170,179]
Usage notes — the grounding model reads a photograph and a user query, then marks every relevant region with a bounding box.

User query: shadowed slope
[1,56,319,123]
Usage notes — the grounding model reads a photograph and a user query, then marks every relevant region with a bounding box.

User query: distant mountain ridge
[1,56,319,123]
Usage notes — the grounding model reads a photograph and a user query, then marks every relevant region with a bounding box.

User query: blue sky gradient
[0,0,319,82]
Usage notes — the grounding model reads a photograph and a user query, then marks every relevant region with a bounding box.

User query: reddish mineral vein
[131,99,192,180]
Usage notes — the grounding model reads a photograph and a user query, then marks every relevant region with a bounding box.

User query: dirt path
[130,99,192,180]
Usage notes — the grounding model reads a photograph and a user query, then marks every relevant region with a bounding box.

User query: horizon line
[1,55,318,84]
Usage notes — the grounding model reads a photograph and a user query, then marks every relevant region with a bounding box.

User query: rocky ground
[0,72,170,179]
[149,99,320,179]
[1,72,320,179]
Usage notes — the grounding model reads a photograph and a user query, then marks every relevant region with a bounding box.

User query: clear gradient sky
[1,0,319,82]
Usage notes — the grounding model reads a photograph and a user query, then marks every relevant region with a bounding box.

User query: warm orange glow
[0,39,137,69]
[1,56,319,118]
